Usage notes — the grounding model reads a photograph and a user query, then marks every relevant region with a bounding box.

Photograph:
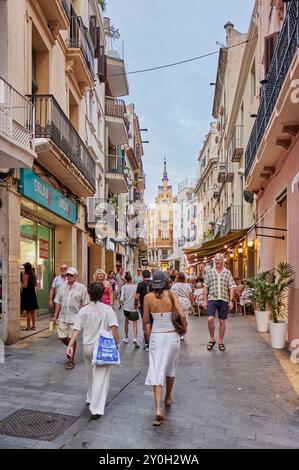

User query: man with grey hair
[203,253,235,351]
[52,268,89,370]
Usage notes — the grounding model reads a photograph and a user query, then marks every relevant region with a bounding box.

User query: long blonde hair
[93,268,107,282]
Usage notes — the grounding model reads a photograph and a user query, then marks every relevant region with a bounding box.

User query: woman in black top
[21,262,38,330]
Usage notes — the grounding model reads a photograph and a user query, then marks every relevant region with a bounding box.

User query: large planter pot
[269,321,288,349]
[255,310,271,333]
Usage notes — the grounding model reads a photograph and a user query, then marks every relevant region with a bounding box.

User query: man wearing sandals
[203,254,235,352]
[52,268,90,370]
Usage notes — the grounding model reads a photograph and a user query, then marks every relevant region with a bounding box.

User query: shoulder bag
[169,291,187,336]
[92,308,120,366]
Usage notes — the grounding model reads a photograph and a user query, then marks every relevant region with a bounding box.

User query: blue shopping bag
[92,332,120,366]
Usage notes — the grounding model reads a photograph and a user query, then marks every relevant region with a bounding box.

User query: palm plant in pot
[267,262,295,349]
[246,272,272,332]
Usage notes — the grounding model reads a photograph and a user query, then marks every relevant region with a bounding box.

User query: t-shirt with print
[171,282,192,313]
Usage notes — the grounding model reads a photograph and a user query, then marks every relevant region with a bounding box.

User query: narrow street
[0,313,298,449]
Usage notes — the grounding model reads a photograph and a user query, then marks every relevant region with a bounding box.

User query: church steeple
[163,158,168,181]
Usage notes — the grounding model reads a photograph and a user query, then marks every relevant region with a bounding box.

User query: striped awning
[184,229,249,264]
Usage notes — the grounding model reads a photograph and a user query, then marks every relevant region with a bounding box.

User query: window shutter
[89,16,97,50]
[264,32,279,77]
[97,46,107,83]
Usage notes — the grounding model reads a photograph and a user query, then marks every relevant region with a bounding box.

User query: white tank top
[151,312,175,333]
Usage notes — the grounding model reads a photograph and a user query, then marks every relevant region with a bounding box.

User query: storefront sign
[39,239,49,260]
[19,169,77,224]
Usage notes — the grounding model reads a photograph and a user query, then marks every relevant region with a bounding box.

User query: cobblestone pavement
[0,312,298,449]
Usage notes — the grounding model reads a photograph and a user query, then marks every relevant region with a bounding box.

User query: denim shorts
[208,300,229,320]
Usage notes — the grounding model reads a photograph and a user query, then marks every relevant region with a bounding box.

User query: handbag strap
[168,290,177,314]
[95,304,108,336]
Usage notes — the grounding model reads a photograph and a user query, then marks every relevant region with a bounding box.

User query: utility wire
[107,36,257,77]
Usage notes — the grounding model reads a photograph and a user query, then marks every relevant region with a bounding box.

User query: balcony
[225,205,243,234]
[245,0,299,189]
[217,162,226,183]
[105,97,129,145]
[105,155,129,194]
[87,198,116,237]
[30,94,96,196]
[37,0,69,37]
[213,185,221,199]
[230,125,244,163]
[225,159,234,183]
[105,28,129,97]
[66,15,95,93]
[0,77,36,168]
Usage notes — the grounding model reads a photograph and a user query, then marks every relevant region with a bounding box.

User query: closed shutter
[96,27,107,83]
[264,32,279,77]
[89,15,97,50]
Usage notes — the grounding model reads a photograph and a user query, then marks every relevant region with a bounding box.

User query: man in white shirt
[49,264,68,310]
[52,267,90,370]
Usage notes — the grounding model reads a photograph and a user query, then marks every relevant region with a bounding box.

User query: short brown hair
[176,272,186,283]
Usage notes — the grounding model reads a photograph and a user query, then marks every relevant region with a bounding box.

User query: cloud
[178,116,202,133]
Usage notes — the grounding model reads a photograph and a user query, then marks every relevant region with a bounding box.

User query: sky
[106,0,255,205]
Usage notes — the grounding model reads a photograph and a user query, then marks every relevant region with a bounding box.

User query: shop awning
[184,229,249,264]
[165,251,182,262]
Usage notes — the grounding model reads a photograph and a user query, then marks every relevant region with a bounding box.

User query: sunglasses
[66,273,75,277]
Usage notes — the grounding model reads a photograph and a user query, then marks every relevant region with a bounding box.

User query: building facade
[245,0,299,343]
[0,1,146,344]
[146,160,176,271]
[172,178,199,271]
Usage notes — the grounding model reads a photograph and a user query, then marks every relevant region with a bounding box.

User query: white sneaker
[123,338,129,344]
[180,336,185,341]
[133,339,140,348]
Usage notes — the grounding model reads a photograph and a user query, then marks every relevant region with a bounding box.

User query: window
[250,59,256,102]
[264,32,279,78]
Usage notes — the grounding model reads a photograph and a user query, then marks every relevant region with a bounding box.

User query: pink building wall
[258,136,299,343]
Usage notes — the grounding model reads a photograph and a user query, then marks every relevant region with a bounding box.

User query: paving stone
[0,315,298,449]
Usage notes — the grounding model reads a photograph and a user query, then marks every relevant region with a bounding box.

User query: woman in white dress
[67,283,120,420]
[143,271,187,426]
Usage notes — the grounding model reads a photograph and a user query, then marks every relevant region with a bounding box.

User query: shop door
[36,224,53,314]
[20,217,54,315]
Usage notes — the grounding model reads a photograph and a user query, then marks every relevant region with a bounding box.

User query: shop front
[19,169,77,318]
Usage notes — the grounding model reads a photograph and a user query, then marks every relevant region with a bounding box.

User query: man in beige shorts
[52,267,89,369]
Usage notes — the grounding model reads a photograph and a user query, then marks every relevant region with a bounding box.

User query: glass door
[20,217,54,316]
[36,223,53,315]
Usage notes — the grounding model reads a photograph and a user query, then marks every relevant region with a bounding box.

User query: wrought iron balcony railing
[67,15,95,76]
[105,97,127,119]
[62,0,71,19]
[225,205,243,234]
[107,155,126,174]
[30,94,95,189]
[245,0,299,178]
[217,162,226,183]
[230,125,244,163]
[0,77,34,150]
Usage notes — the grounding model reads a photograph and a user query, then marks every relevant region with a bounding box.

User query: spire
[163,157,168,181]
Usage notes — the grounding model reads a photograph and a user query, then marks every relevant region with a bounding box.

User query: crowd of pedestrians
[20,255,243,424]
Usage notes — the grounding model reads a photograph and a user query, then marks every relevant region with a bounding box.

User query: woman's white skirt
[145,332,181,386]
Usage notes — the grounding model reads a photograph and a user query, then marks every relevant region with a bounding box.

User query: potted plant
[267,262,295,349]
[246,272,272,332]
[98,0,107,12]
